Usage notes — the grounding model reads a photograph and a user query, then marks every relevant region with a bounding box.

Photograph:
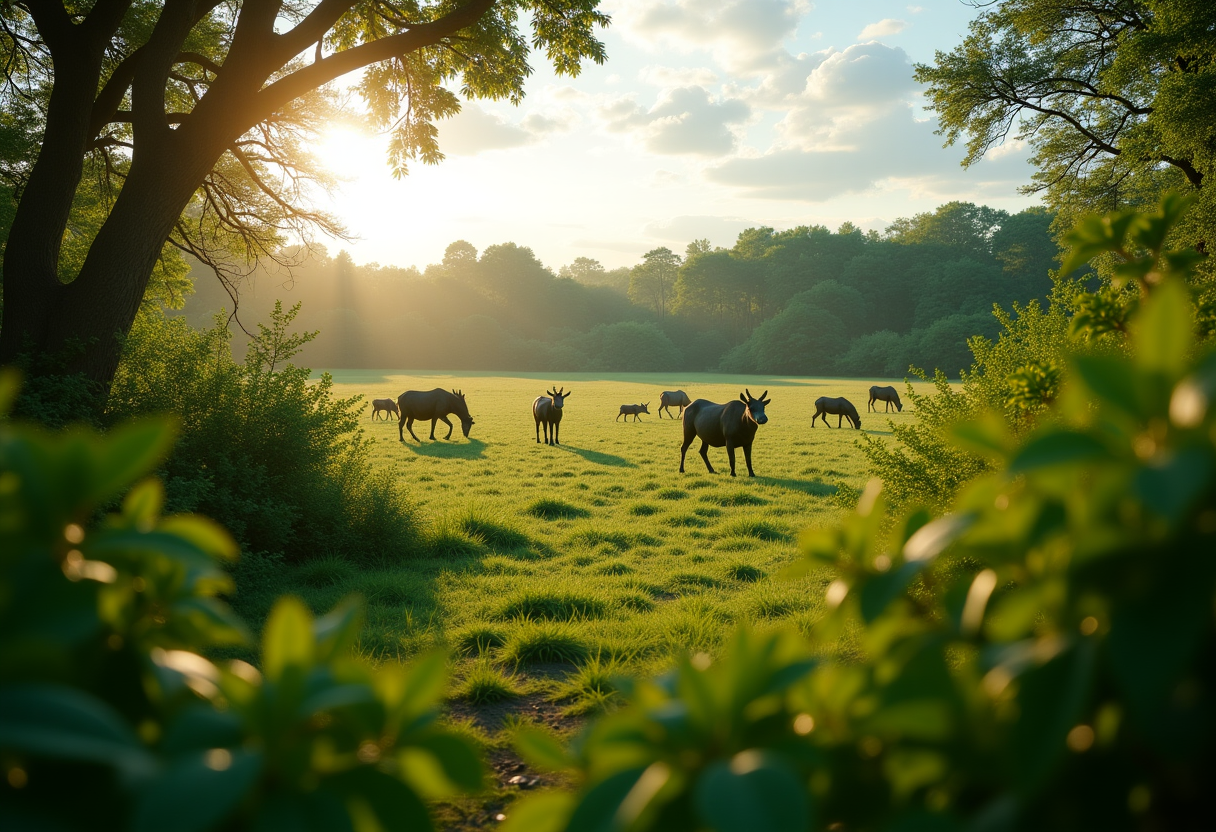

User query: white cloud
[858,19,908,40]
[801,42,917,110]
[639,65,719,88]
[643,215,754,247]
[438,104,531,155]
[651,169,686,186]
[598,87,751,156]
[615,0,809,72]
[521,110,578,135]
[907,5,924,13]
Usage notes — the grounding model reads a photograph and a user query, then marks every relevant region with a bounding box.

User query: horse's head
[640,402,650,414]
[895,401,903,412]
[741,389,770,425]
[547,386,570,408]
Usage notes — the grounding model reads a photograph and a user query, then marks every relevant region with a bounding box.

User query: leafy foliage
[0,377,480,831]
[504,196,1215,831]
[106,303,420,564]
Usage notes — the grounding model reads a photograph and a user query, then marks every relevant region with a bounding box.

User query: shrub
[106,303,421,563]
[0,386,479,831]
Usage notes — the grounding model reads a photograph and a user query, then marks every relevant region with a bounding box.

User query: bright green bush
[106,302,420,563]
[504,196,1215,831]
[0,390,479,830]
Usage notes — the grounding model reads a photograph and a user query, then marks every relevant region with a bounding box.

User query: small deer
[617,402,650,422]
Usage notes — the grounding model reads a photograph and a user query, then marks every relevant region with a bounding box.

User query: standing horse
[617,403,650,422]
[812,396,861,429]
[658,390,691,419]
[534,386,571,445]
[679,389,770,477]
[371,398,400,421]
[868,385,903,412]
[397,389,475,442]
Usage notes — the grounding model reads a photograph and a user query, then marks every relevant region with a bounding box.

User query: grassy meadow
[240,371,926,824]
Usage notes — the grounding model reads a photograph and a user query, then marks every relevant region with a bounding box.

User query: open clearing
[243,371,925,826]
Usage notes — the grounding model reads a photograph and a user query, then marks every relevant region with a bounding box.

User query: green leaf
[1011,640,1094,791]
[1134,448,1213,523]
[89,418,176,505]
[515,726,572,771]
[160,706,244,754]
[693,751,811,832]
[1008,431,1112,473]
[0,684,154,776]
[132,749,262,832]
[565,767,646,832]
[1071,355,1143,419]
[860,561,926,622]
[330,769,432,832]
[1133,278,1194,376]
[263,597,315,681]
[159,515,239,562]
[398,651,448,717]
[413,733,483,791]
[123,478,164,529]
[313,598,365,664]
[499,792,577,832]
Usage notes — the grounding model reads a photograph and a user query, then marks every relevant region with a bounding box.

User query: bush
[0,385,480,831]
[107,302,420,563]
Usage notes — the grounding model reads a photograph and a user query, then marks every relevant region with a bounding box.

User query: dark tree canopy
[0,0,607,392]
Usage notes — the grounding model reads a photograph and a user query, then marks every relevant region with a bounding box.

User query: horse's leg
[536,418,541,443]
[838,414,843,428]
[699,440,715,474]
[406,417,422,442]
[679,433,692,472]
[616,412,622,421]
[439,415,454,440]
[726,441,737,477]
[398,411,406,442]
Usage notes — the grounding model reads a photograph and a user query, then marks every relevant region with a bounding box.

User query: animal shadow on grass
[758,476,839,497]
[557,445,635,467]
[406,438,487,459]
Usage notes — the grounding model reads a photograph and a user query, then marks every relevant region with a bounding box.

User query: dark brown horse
[868,385,903,412]
[397,388,474,442]
[680,389,770,477]
[659,390,691,419]
[617,402,650,422]
[812,396,861,429]
[533,386,571,445]
[371,398,400,421]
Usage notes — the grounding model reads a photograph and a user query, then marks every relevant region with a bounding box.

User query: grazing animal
[812,396,862,429]
[617,402,650,422]
[679,389,770,477]
[533,386,571,445]
[371,398,400,421]
[397,388,475,442]
[868,385,903,412]
[658,390,691,419]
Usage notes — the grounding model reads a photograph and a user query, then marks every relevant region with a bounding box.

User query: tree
[558,256,605,283]
[885,201,1009,256]
[0,0,608,395]
[915,0,1216,252]
[627,246,680,318]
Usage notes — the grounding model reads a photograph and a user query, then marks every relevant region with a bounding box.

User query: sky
[310,0,1039,272]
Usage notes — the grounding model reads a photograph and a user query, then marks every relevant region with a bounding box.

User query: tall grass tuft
[502,622,589,665]
[460,505,530,550]
[526,498,590,520]
[295,555,357,588]
[451,626,508,656]
[458,660,520,704]
[497,591,608,622]
[726,563,765,582]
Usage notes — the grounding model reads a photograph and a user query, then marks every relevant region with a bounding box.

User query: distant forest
[180,201,1059,377]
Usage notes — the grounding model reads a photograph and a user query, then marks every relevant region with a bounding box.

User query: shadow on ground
[404,438,487,459]
[557,445,635,467]
[759,476,839,497]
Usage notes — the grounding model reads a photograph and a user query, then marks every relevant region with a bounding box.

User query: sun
[312,125,386,180]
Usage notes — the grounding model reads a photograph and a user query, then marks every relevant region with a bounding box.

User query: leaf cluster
[0,379,480,830]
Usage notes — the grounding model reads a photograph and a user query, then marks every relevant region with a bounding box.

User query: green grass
[253,371,926,801]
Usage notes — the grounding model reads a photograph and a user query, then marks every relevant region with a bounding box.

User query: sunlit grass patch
[664,514,708,529]
[526,498,590,520]
[497,591,608,622]
[657,488,688,501]
[460,508,530,550]
[616,592,656,613]
[457,660,521,704]
[569,528,633,551]
[693,506,723,518]
[725,563,766,582]
[706,491,769,507]
[451,625,508,657]
[594,559,633,576]
[666,572,723,593]
[426,516,483,557]
[720,518,790,541]
[629,503,660,516]
[502,622,590,666]
[555,654,626,715]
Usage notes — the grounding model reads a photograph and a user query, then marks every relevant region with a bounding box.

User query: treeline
[181,201,1059,377]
